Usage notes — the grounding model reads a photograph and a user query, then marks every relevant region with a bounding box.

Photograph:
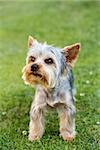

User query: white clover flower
[89,71,93,75]
[2,112,6,115]
[86,80,90,84]
[96,121,100,125]
[80,93,85,97]
[22,130,27,136]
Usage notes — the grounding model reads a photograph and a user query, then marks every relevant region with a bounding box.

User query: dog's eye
[30,56,36,62]
[44,58,54,64]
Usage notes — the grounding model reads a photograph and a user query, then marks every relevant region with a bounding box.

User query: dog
[22,36,80,141]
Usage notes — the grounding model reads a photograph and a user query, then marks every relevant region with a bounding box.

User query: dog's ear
[62,43,80,67]
[28,35,37,48]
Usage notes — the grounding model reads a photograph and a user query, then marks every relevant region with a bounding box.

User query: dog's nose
[31,64,39,72]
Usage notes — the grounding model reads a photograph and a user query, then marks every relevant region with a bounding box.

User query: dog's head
[22,36,80,88]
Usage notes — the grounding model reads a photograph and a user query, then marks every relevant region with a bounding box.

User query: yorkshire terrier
[22,36,80,141]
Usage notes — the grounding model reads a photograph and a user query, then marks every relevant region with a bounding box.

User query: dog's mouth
[32,72,42,78]
[31,72,48,86]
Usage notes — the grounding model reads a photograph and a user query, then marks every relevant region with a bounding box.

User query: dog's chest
[46,90,66,107]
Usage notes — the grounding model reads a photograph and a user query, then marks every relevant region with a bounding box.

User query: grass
[0,1,100,150]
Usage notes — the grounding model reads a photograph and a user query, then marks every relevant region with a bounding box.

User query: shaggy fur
[22,36,80,141]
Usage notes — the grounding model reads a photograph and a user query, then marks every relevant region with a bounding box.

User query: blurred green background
[0,1,100,150]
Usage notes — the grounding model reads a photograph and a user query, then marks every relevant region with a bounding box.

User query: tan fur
[29,113,45,141]
[22,63,48,87]
[29,88,47,141]
[57,106,75,141]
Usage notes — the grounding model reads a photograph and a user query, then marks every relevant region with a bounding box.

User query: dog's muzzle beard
[30,64,58,89]
[22,64,49,88]
[22,64,58,89]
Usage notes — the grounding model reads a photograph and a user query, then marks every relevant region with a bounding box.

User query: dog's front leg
[29,89,47,141]
[58,91,76,141]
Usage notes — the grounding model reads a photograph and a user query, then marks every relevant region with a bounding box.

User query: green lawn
[0,1,100,150]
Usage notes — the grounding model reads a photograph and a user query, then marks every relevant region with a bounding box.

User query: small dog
[22,36,80,141]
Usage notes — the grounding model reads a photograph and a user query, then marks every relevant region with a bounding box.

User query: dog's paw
[63,134,75,141]
[60,130,75,142]
[28,134,40,141]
